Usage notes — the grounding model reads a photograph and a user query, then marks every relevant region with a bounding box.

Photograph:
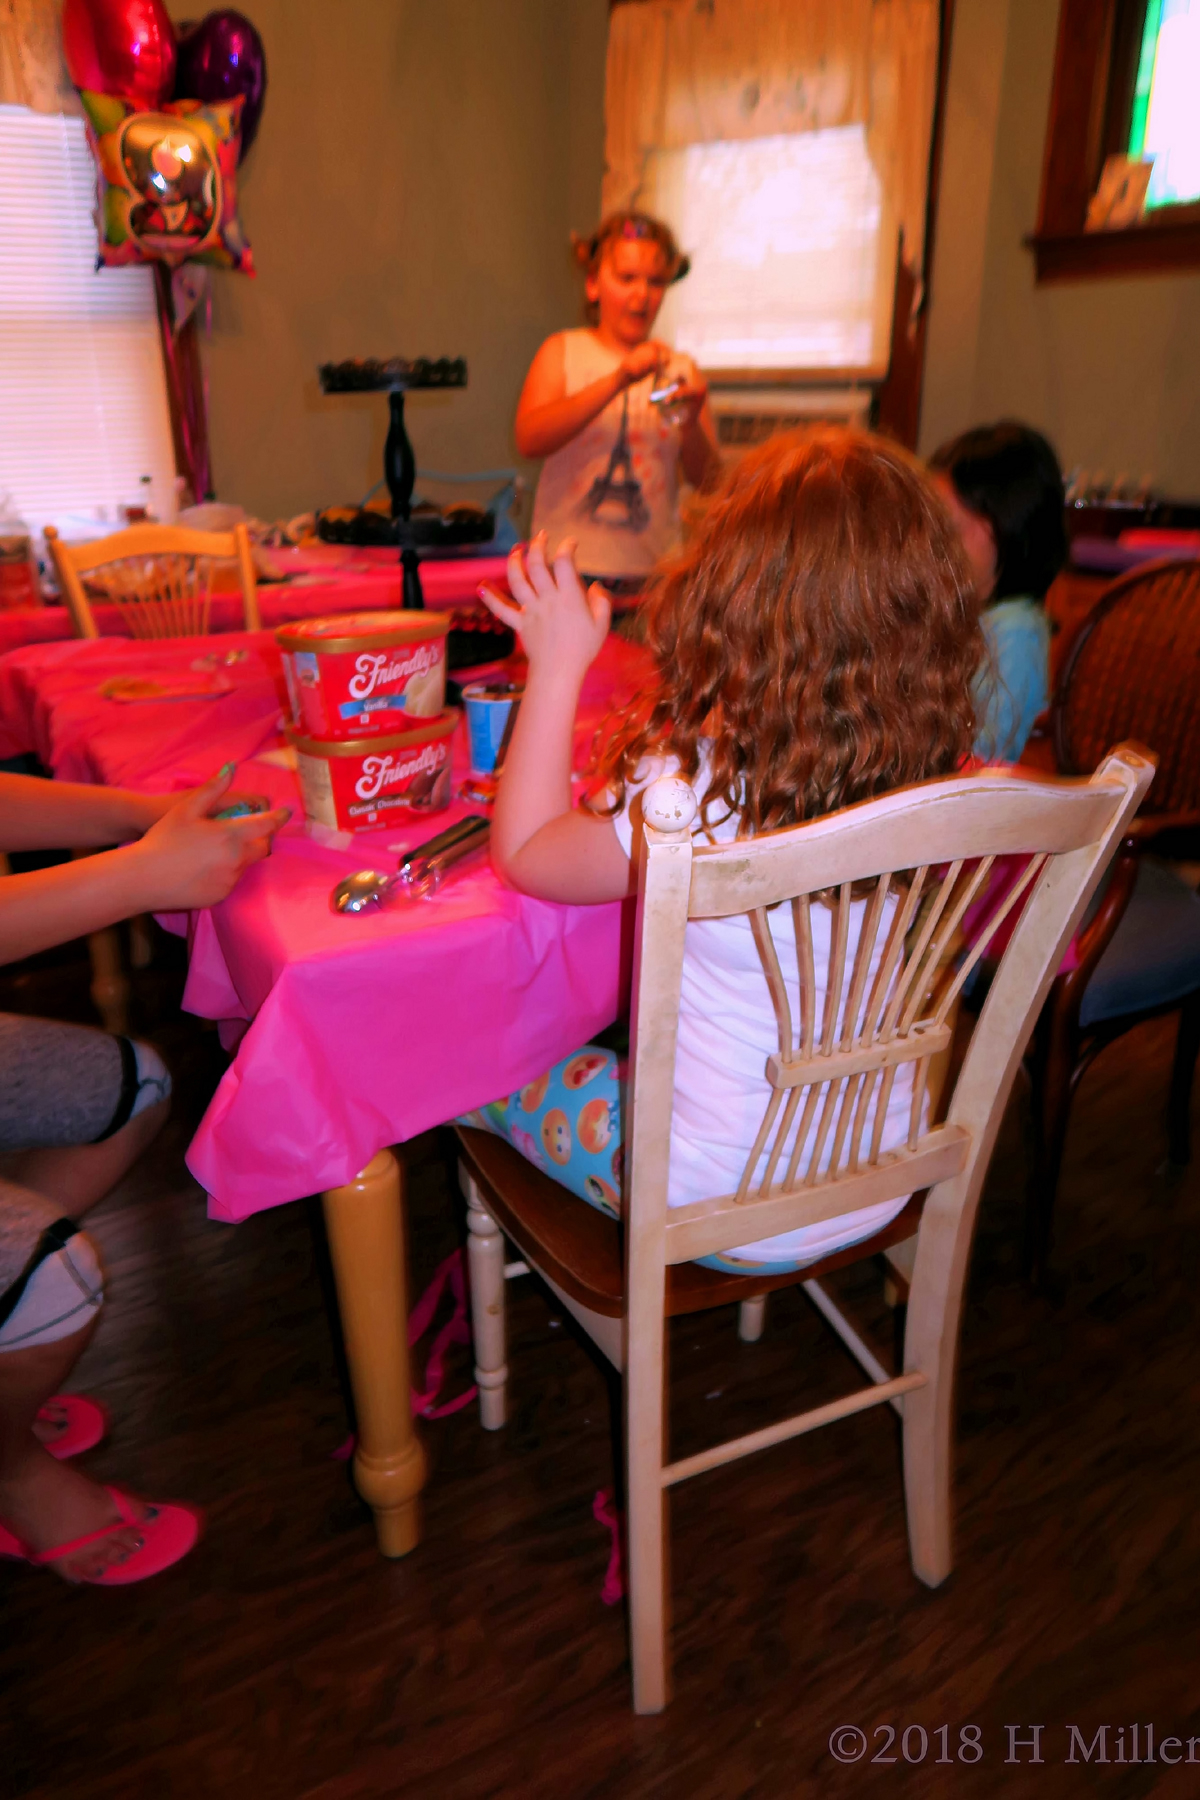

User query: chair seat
[455,1126,925,1319]
[1081,857,1200,1028]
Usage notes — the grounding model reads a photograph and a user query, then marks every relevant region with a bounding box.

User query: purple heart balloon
[175,10,267,159]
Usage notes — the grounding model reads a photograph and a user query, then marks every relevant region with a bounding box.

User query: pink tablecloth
[0,627,648,1220]
[0,549,509,658]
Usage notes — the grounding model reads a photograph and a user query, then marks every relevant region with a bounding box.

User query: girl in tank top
[516,212,720,585]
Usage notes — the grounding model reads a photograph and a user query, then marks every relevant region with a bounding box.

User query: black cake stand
[317,357,483,610]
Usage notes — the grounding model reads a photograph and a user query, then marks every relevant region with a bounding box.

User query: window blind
[645,126,895,376]
[0,103,175,540]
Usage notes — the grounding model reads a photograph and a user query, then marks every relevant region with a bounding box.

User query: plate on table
[99,673,234,703]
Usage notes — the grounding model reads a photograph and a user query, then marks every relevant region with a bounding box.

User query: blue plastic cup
[463,683,523,778]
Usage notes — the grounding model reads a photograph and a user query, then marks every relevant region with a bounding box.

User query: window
[0,103,175,540]
[1030,0,1200,282]
[1130,0,1200,208]
[644,126,894,377]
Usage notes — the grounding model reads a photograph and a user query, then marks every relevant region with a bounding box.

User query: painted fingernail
[218,761,236,778]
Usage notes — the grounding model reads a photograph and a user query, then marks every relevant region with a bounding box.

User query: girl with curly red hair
[469,427,983,1271]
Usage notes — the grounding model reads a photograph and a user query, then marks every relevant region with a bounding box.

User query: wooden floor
[2,929,1199,1799]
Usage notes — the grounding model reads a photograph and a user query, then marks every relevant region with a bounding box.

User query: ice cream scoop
[330,814,490,913]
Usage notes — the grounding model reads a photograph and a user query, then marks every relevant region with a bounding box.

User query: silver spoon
[330,815,490,914]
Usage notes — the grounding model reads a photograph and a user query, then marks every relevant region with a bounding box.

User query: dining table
[0,620,647,1555]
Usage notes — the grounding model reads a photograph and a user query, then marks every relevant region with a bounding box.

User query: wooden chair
[44,521,261,638]
[456,749,1151,1712]
[1025,558,1200,1277]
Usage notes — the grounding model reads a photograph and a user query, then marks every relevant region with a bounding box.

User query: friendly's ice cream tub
[276,610,450,740]
[287,711,459,832]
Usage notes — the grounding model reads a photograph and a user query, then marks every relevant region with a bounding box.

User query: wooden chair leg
[72,850,131,1034]
[900,1266,954,1590]
[321,1149,427,1557]
[1167,992,1200,1167]
[462,1167,508,1430]
[129,913,154,970]
[625,1307,670,1715]
[87,926,130,1036]
[737,1295,767,1342]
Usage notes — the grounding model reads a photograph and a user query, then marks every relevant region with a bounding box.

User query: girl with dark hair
[929,421,1067,762]
[515,211,720,593]
[464,428,983,1272]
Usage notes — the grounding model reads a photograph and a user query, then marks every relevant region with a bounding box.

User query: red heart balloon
[175,11,268,158]
[62,0,177,109]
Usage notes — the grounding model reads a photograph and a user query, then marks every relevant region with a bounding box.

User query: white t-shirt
[530,330,698,579]
[611,751,916,1269]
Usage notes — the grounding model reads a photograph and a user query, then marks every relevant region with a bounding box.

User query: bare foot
[0,1444,152,1581]
[31,1400,70,1450]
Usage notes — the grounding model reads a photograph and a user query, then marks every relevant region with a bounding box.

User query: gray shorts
[0,1013,158,1153]
[0,1016,171,1347]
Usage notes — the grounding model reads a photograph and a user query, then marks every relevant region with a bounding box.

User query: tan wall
[172,0,608,521]
[921,0,1200,497]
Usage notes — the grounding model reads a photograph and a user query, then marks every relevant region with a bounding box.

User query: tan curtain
[0,0,76,114]
[603,0,940,293]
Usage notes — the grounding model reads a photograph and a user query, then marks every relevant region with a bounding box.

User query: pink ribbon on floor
[593,1487,625,1605]
[407,1247,479,1419]
[332,1257,621,1609]
[333,1248,478,1459]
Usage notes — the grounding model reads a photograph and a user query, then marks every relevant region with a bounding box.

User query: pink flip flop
[35,1393,109,1461]
[0,1487,202,1585]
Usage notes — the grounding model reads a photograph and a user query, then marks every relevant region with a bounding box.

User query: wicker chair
[45,521,261,638]
[1027,558,1200,1277]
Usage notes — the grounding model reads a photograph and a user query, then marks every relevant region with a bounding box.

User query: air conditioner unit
[709,384,874,455]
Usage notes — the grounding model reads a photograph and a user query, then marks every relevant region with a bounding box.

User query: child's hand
[129,766,292,912]
[669,371,709,431]
[617,341,669,389]
[479,533,611,680]
[114,766,264,839]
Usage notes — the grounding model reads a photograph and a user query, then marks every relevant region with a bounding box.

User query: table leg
[321,1148,427,1557]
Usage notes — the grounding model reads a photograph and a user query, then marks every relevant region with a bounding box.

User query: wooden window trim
[1028,0,1200,284]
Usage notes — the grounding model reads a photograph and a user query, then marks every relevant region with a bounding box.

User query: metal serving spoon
[330,815,490,914]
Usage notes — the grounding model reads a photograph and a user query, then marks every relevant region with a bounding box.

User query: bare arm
[0,772,174,851]
[0,768,290,966]
[665,357,720,491]
[514,334,667,461]
[479,535,634,904]
[678,393,721,490]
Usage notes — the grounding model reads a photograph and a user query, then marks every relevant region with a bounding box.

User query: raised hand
[478,533,611,680]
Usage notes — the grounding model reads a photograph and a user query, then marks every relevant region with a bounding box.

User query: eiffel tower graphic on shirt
[583,390,649,531]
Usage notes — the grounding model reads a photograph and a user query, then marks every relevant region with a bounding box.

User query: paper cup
[462,683,523,778]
